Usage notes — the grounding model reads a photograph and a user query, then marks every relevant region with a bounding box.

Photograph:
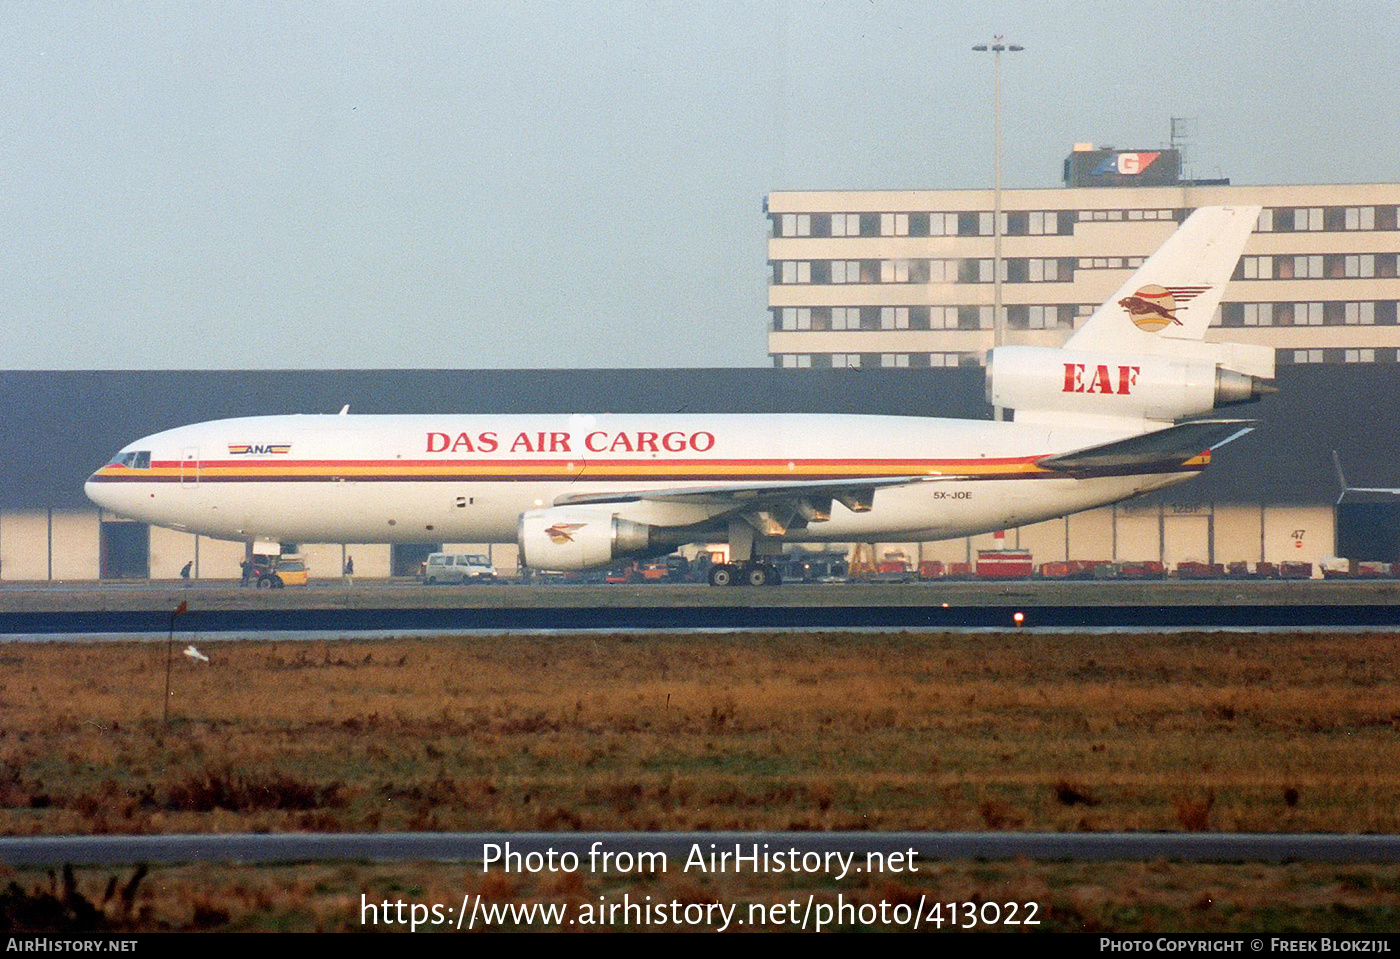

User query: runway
[3,579,1400,636]
[3,831,1399,867]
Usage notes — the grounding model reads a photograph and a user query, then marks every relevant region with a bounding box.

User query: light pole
[972,37,1023,353]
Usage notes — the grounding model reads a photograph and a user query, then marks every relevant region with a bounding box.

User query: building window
[1264,206,1399,232]
[880,213,909,236]
[962,259,994,283]
[1027,210,1066,235]
[1241,256,1272,279]
[1345,205,1378,233]
[779,214,811,237]
[778,261,811,284]
[880,353,910,368]
[1293,302,1324,326]
[829,260,861,284]
[1079,208,1177,222]
[1281,255,1324,279]
[831,307,860,331]
[1026,305,1065,329]
[778,354,811,369]
[880,307,909,330]
[831,353,861,368]
[830,213,860,237]
[1243,303,1274,326]
[1243,252,1384,280]
[1345,302,1376,325]
[928,352,961,367]
[1345,255,1376,278]
[1291,349,1324,364]
[1006,305,1067,329]
[778,308,812,331]
[880,259,910,283]
[928,306,956,330]
[1344,349,1376,363]
[926,213,959,236]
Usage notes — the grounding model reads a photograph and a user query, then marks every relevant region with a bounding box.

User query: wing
[555,474,953,533]
[549,419,1253,536]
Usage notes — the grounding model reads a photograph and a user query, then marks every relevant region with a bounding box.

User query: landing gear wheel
[708,564,735,587]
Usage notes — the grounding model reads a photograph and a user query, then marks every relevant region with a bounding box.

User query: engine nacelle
[517,506,653,572]
[986,346,1272,421]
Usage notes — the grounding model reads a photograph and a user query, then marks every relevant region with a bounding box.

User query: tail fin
[988,205,1274,428]
[1066,205,1260,353]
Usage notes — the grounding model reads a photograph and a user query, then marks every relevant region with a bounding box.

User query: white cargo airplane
[87,206,1272,586]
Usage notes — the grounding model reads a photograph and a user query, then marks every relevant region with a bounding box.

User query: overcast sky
[3,0,1395,371]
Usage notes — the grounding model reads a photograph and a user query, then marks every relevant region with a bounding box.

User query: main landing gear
[707,562,782,587]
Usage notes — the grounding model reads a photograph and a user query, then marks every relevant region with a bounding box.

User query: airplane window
[115,451,152,469]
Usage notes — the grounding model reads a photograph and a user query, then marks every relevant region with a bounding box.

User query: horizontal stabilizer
[1037,420,1254,475]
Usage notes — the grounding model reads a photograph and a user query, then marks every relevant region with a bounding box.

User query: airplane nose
[85,473,113,511]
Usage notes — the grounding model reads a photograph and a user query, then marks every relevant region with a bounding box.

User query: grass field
[1,629,1398,931]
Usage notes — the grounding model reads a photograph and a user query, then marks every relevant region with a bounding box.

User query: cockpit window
[112,451,151,469]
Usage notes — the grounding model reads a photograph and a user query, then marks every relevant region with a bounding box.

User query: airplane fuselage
[85,412,1201,548]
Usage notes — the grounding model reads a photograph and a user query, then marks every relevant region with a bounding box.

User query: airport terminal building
[767,147,1400,371]
[3,148,1399,582]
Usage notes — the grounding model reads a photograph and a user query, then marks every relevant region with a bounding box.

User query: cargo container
[977,549,1033,579]
[1175,561,1225,580]
[1118,561,1168,580]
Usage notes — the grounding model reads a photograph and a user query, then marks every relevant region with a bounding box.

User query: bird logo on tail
[1119,284,1211,332]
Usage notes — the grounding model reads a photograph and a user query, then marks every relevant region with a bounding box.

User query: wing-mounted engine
[517,506,658,572]
[986,346,1273,423]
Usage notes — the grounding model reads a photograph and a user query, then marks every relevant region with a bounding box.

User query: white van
[421,553,498,584]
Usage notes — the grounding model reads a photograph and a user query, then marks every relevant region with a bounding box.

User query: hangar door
[100,521,150,579]
[1336,502,1400,562]
[391,543,442,578]
[1161,503,1214,567]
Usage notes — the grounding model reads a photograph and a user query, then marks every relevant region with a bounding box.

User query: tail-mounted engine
[986,346,1273,422]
